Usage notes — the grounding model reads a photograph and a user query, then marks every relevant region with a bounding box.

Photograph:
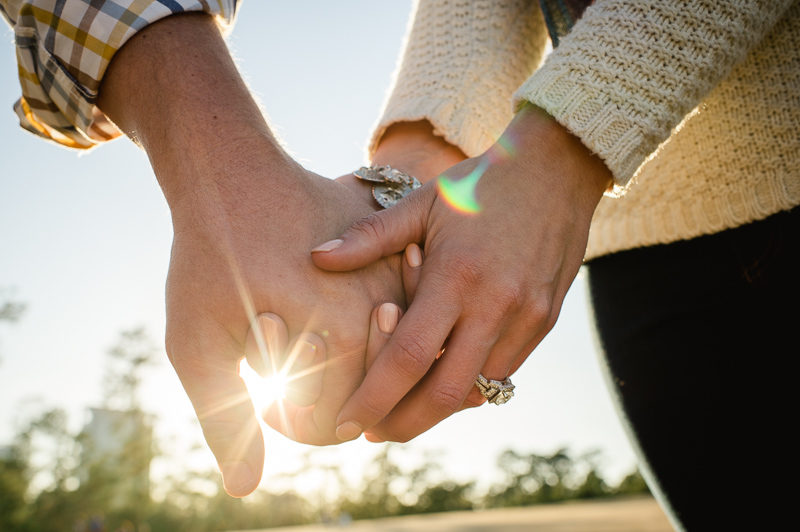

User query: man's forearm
[97,13,292,224]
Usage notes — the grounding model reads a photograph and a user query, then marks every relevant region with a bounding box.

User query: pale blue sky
[0,1,636,495]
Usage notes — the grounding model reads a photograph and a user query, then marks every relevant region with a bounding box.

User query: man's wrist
[96,13,292,221]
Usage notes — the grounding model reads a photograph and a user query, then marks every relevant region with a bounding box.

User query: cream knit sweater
[370,0,800,259]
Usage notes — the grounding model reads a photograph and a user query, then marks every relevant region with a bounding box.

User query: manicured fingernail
[365,432,386,443]
[295,340,318,368]
[259,315,280,354]
[336,421,363,442]
[220,461,254,493]
[377,302,399,334]
[311,239,344,253]
[405,243,422,268]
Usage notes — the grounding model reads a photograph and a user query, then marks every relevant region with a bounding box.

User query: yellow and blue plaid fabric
[0,0,239,149]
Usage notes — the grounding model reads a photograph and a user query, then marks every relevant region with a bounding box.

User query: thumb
[310,185,434,272]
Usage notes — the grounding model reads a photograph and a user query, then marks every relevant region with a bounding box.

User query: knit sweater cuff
[367,0,549,162]
[368,97,499,160]
[512,0,795,194]
[512,66,655,194]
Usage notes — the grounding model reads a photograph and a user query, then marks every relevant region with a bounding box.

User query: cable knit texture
[372,0,800,259]
[513,0,794,191]
[369,0,549,159]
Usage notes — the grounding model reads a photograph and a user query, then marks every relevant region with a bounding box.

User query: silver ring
[475,374,515,405]
[353,165,421,209]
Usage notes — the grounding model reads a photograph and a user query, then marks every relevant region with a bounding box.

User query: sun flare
[240,361,289,410]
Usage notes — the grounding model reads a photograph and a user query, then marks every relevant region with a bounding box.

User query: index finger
[334,274,459,441]
[168,330,264,497]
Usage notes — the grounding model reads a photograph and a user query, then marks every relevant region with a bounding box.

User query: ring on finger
[475,374,515,405]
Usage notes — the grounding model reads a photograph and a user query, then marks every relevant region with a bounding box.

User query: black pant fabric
[586,207,799,531]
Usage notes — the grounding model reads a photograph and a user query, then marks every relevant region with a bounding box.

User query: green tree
[103,326,157,411]
[0,445,30,532]
[0,296,25,322]
[12,407,83,532]
[486,448,617,508]
[615,468,650,495]
[338,445,475,520]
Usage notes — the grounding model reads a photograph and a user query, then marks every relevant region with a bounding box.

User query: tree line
[0,317,648,532]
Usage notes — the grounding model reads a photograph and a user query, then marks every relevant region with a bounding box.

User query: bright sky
[0,1,637,497]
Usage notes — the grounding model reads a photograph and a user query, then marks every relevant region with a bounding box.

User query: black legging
[586,207,798,532]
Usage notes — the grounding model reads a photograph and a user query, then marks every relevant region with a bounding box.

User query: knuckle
[358,391,392,423]
[199,410,253,450]
[446,253,485,288]
[330,330,364,358]
[430,380,467,415]
[494,282,526,312]
[164,337,176,366]
[388,334,435,378]
[526,296,553,327]
[348,212,388,242]
[543,309,560,333]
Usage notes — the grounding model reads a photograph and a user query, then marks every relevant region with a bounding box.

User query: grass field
[230,496,675,532]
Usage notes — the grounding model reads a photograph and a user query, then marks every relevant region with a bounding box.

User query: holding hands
[96,10,611,499]
[304,104,611,444]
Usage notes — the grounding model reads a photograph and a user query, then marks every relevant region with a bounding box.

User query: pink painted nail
[405,243,422,268]
[311,239,345,253]
[336,421,363,442]
[295,340,318,368]
[220,461,254,493]
[377,302,399,334]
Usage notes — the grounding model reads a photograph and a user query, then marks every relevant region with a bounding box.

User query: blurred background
[0,1,644,530]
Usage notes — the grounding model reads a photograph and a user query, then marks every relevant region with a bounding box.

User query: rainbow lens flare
[436,134,517,214]
[437,159,488,214]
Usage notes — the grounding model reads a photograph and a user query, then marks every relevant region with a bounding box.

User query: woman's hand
[311,104,612,443]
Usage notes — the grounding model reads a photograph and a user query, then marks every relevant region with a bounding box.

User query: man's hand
[312,104,612,443]
[97,13,404,496]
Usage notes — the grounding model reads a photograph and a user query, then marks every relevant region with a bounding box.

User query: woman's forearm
[371,120,467,184]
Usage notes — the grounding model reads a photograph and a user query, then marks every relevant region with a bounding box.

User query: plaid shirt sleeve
[0,0,240,149]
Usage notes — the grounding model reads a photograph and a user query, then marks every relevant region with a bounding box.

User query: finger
[262,400,298,442]
[244,313,288,377]
[363,431,385,443]
[263,401,347,446]
[366,319,498,442]
[310,186,435,272]
[365,302,401,372]
[334,273,459,442]
[168,334,264,497]
[456,322,549,413]
[266,320,376,445]
[283,333,326,407]
[402,243,424,303]
[266,303,403,446]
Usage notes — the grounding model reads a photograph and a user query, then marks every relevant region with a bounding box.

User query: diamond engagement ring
[353,165,421,209]
[475,374,515,405]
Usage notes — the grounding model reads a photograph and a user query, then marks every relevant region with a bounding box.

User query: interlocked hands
[97,13,610,498]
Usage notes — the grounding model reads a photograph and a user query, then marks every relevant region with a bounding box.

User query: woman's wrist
[371,121,467,183]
